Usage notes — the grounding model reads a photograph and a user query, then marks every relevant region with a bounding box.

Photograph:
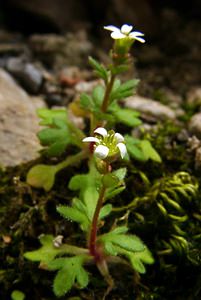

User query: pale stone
[0,69,44,167]
[125,95,176,121]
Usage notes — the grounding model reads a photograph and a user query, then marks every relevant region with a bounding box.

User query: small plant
[25,24,161,297]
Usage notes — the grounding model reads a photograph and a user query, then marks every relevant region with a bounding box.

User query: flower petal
[94,145,109,159]
[82,137,100,143]
[133,36,146,43]
[121,24,133,34]
[129,32,145,43]
[117,143,127,159]
[130,31,144,37]
[114,132,124,143]
[111,31,126,39]
[94,127,108,137]
[104,25,119,32]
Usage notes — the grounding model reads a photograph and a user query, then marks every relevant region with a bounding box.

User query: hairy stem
[101,74,115,113]
[89,185,106,258]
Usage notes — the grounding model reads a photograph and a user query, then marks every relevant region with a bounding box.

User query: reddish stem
[89,185,106,259]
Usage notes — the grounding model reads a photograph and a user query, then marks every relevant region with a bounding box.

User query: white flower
[83,127,127,160]
[104,24,145,43]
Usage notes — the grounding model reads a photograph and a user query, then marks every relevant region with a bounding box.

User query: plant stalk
[101,74,115,113]
[89,185,106,258]
[55,150,87,173]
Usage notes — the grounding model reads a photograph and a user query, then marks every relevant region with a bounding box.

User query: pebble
[188,112,201,138]
[125,95,177,122]
[45,94,63,107]
[0,68,43,167]
[186,86,201,106]
[6,57,43,93]
[75,79,103,94]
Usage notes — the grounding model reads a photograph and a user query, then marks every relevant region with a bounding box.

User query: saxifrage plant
[25,24,161,297]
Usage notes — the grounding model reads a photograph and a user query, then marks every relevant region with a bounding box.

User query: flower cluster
[83,127,127,160]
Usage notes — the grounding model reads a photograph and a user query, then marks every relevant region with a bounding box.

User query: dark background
[1,0,201,36]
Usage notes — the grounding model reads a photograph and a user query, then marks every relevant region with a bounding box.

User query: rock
[75,79,103,94]
[6,57,43,93]
[29,31,92,69]
[59,66,91,87]
[195,147,201,170]
[125,95,177,122]
[0,68,43,167]
[186,86,201,105]
[45,94,63,107]
[187,135,201,151]
[188,112,201,138]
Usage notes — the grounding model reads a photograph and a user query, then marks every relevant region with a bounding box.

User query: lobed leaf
[24,235,61,263]
[37,108,67,126]
[129,248,154,274]
[110,79,139,102]
[80,93,94,111]
[88,56,108,82]
[57,199,90,232]
[49,256,89,297]
[99,230,145,255]
[140,140,162,163]
[113,108,142,127]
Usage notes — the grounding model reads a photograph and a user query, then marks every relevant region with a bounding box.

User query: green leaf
[110,79,139,102]
[68,164,101,221]
[129,248,154,274]
[112,168,127,181]
[24,235,61,263]
[93,111,115,122]
[111,235,145,252]
[37,118,71,157]
[99,204,112,219]
[53,265,75,296]
[110,64,129,75]
[57,197,90,231]
[49,256,89,297]
[11,291,25,300]
[125,135,146,161]
[140,140,162,163]
[102,173,119,188]
[57,203,89,231]
[105,168,126,200]
[80,93,94,111]
[110,226,128,234]
[88,56,108,82]
[76,263,89,288]
[105,186,125,200]
[37,108,67,126]
[113,108,142,127]
[38,127,71,157]
[99,230,145,255]
[92,85,105,108]
[68,174,88,191]
[26,164,57,191]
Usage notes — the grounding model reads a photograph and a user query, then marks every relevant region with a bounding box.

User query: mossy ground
[1,122,200,300]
